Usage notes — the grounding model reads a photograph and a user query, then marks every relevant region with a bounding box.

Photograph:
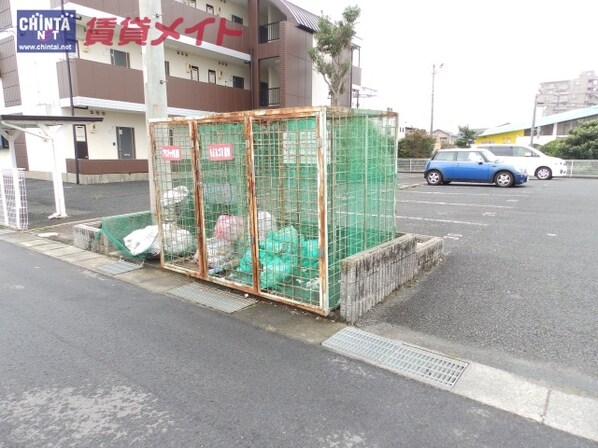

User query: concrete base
[73,221,111,254]
[74,217,444,323]
[340,234,444,324]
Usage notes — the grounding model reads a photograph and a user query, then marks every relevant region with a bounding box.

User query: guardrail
[397,158,598,178]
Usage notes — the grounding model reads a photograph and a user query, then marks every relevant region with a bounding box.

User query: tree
[542,120,598,159]
[308,6,360,107]
[454,125,478,148]
[397,130,436,158]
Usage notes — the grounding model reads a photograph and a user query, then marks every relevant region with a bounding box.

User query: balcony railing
[57,59,251,112]
[259,87,280,107]
[258,22,280,43]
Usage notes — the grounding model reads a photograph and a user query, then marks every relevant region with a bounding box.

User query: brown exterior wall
[57,59,251,112]
[66,158,148,174]
[57,59,145,104]
[0,0,21,107]
[279,21,312,108]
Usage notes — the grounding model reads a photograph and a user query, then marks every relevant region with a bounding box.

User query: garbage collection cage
[150,106,398,315]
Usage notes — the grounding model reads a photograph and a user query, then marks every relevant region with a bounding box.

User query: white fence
[0,169,28,230]
[397,158,598,177]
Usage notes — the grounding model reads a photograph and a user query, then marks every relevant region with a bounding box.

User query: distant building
[539,71,598,116]
[432,129,455,147]
[475,105,598,146]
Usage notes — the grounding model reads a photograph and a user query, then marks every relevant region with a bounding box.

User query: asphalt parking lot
[358,175,598,397]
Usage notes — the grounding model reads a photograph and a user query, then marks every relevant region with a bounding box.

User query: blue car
[424,148,528,187]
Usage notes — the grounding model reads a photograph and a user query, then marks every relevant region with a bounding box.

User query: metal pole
[430,63,443,136]
[530,95,538,146]
[62,0,79,185]
[140,0,168,215]
[430,64,436,136]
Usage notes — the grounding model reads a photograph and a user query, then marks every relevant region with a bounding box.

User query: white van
[476,144,567,180]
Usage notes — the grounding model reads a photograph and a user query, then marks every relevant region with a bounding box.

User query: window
[1,136,8,149]
[189,0,196,7]
[457,151,480,162]
[208,69,216,84]
[190,65,199,81]
[231,15,243,24]
[164,61,170,76]
[232,76,244,89]
[433,151,455,161]
[513,146,537,157]
[110,49,130,67]
[489,146,512,157]
[206,4,214,14]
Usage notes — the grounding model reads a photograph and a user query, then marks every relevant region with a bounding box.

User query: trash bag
[213,214,246,242]
[124,225,160,257]
[162,222,195,255]
[300,239,320,270]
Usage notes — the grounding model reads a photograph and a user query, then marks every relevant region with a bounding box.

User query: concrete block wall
[340,234,444,324]
[73,221,111,254]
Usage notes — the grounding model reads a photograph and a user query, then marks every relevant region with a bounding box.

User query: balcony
[259,88,280,107]
[57,58,251,113]
[259,22,280,43]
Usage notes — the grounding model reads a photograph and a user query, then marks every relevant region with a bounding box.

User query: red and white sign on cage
[208,143,233,161]
[161,145,182,161]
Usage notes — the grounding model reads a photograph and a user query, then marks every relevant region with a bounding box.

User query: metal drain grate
[168,283,256,313]
[323,327,468,388]
[96,260,142,275]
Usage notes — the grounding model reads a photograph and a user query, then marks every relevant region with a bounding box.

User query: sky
[293,0,598,134]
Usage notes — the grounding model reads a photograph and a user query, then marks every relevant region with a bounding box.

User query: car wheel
[495,171,514,187]
[535,167,552,180]
[426,170,443,185]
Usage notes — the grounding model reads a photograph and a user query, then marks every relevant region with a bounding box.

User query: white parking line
[399,200,513,209]
[396,215,488,226]
[404,190,530,198]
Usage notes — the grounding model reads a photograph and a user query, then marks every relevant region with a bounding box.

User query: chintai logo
[16,10,76,53]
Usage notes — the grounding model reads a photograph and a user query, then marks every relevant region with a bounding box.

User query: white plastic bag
[124,225,160,256]
[162,222,195,255]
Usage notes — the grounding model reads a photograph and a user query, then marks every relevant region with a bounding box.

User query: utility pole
[530,94,544,147]
[430,63,443,136]
[140,0,168,214]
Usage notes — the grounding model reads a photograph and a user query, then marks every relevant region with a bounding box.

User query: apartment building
[538,70,598,116]
[0,0,362,183]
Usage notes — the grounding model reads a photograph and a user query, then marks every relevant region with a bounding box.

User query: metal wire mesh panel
[150,107,398,315]
[251,116,322,306]
[196,121,252,286]
[152,122,198,271]
[0,169,28,230]
[326,110,398,308]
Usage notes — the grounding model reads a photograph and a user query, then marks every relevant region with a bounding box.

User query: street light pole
[530,94,544,147]
[430,63,443,136]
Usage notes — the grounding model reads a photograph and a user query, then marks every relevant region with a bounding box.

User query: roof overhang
[0,114,103,128]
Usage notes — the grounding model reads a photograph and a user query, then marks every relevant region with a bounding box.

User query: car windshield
[479,149,499,162]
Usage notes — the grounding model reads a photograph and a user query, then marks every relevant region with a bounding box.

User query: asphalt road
[2,242,596,448]
[25,179,151,228]
[358,176,598,396]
